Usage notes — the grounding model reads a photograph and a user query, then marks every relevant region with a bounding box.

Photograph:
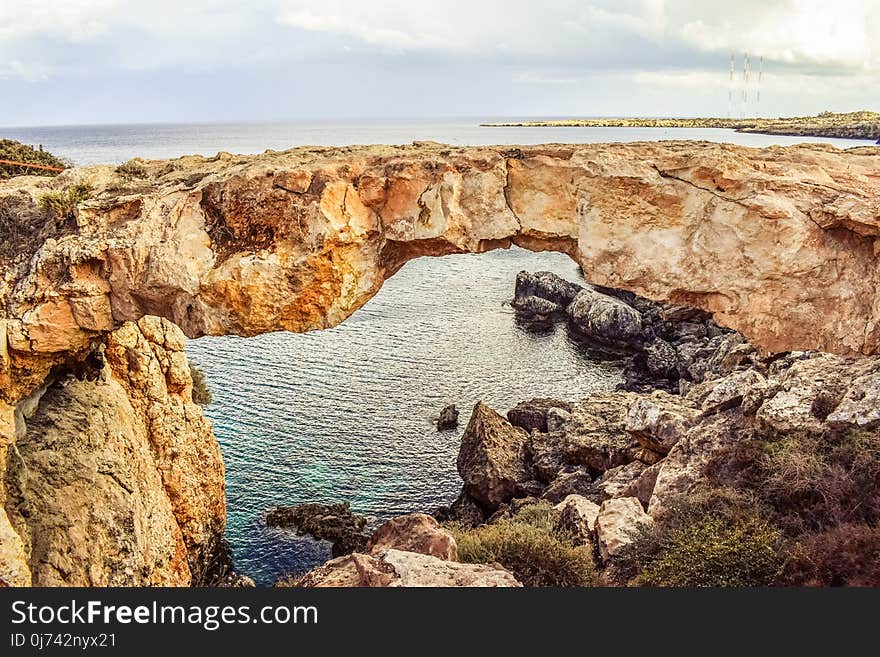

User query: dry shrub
[0,139,69,179]
[38,183,93,221]
[760,429,880,533]
[636,514,783,587]
[779,524,880,586]
[613,488,782,587]
[450,502,596,587]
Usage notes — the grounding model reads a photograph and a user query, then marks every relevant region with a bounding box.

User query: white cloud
[0,60,51,81]
[676,0,876,69]
[0,0,116,42]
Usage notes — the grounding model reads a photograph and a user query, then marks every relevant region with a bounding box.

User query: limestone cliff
[1,317,224,586]
[1,140,879,586]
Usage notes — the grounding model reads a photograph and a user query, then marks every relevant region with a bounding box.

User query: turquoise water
[187,247,621,584]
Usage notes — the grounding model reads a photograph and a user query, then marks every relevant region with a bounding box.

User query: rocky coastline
[483,110,880,143]
[2,140,880,587]
[264,269,880,587]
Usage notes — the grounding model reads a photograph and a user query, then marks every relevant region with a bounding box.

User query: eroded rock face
[2,140,880,586]
[3,317,224,586]
[2,141,880,396]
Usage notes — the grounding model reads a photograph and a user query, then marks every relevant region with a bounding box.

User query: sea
[3,118,873,584]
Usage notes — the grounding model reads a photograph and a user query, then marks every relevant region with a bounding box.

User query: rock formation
[1,139,880,586]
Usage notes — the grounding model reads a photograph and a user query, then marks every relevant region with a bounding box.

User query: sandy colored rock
[562,393,641,473]
[457,402,531,510]
[293,549,521,587]
[626,392,698,454]
[367,513,458,561]
[554,494,600,544]
[1,317,224,586]
[0,507,30,586]
[596,497,654,562]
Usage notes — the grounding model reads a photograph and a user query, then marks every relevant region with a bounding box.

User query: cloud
[0,0,115,42]
[676,0,877,69]
[0,60,51,81]
[0,1,877,126]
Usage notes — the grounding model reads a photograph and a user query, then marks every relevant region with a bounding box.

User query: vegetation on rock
[449,502,596,587]
[38,183,93,221]
[0,139,69,179]
[188,361,213,406]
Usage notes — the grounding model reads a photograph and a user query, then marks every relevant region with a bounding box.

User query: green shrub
[189,361,213,406]
[636,514,783,587]
[0,139,69,179]
[450,503,596,587]
[38,183,93,221]
[115,160,148,179]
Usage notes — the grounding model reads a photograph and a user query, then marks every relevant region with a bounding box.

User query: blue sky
[1,0,877,126]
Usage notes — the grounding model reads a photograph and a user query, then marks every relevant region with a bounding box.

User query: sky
[0,0,877,126]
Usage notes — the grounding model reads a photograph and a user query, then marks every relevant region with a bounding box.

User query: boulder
[754,354,863,435]
[527,430,566,482]
[648,411,752,517]
[596,497,654,562]
[701,368,767,415]
[290,549,521,587]
[541,466,594,503]
[826,370,880,430]
[567,287,644,346]
[618,462,662,507]
[554,495,600,544]
[265,502,368,557]
[562,393,641,473]
[644,338,679,378]
[546,407,571,432]
[594,461,647,501]
[457,402,531,510]
[436,404,459,431]
[626,392,698,454]
[437,491,486,527]
[513,270,583,314]
[367,514,458,561]
[507,398,572,434]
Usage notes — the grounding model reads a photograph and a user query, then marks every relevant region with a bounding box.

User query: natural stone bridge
[1,140,879,586]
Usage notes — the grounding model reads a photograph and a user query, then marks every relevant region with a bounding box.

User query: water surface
[188,248,620,584]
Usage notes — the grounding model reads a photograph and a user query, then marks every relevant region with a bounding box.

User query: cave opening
[187,246,623,585]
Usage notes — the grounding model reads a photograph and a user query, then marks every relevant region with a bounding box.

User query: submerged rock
[436,404,459,431]
[265,502,368,557]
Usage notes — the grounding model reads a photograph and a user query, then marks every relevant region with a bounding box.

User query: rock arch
[1,140,879,585]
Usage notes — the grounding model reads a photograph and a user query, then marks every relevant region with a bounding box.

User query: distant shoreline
[482,111,880,143]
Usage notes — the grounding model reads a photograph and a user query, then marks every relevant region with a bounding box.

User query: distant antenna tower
[755,55,763,114]
[728,53,735,118]
[742,52,750,118]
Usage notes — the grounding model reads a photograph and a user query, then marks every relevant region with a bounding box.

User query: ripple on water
[186,247,623,585]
